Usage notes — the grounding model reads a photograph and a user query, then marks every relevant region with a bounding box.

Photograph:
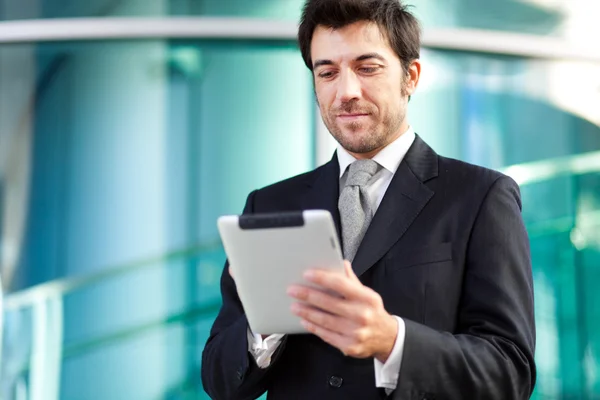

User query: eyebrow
[313,59,334,69]
[313,52,387,69]
[355,53,386,63]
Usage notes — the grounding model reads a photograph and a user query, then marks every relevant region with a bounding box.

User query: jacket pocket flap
[387,242,452,269]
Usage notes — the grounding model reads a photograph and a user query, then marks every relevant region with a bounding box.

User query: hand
[287,261,398,362]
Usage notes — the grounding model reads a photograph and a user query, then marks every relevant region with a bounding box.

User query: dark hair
[298,0,421,74]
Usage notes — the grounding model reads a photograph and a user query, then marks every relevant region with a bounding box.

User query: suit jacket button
[328,376,343,388]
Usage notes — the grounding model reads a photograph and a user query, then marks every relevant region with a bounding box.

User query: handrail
[3,240,223,311]
[2,241,225,395]
[0,272,3,381]
[527,209,600,239]
[12,299,222,378]
[500,150,600,186]
[62,300,221,359]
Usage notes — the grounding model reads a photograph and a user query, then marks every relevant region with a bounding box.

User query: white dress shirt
[247,127,417,393]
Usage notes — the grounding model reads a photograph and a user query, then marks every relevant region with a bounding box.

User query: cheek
[315,85,335,108]
[316,95,332,117]
[316,99,328,119]
[372,91,400,114]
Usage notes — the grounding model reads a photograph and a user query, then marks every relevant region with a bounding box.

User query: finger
[288,285,378,326]
[291,303,351,335]
[288,285,355,318]
[300,319,352,354]
[303,269,371,302]
[228,266,235,280]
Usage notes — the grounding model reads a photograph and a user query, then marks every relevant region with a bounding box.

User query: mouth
[336,113,370,121]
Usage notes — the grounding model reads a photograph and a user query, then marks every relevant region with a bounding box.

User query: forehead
[310,21,395,63]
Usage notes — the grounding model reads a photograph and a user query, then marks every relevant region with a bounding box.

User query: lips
[337,113,369,121]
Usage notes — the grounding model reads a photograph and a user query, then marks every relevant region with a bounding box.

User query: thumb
[344,260,360,282]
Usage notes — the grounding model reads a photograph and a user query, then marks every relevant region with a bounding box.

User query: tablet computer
[217,210,345,335]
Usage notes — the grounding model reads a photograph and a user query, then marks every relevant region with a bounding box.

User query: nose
[335,69,361,104]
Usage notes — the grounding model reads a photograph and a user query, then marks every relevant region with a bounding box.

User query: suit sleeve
[392,176,536,400]
[201,190,287,400]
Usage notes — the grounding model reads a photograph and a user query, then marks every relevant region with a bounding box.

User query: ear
[405,59,421,96]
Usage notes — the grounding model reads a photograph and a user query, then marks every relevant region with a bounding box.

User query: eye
[359,66,380,74]
[317,70,337,79]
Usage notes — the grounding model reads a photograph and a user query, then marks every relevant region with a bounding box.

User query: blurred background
[0,0,599,399]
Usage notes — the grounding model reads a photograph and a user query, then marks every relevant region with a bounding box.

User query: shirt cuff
[374,316,406,393]
[247,327,285,369]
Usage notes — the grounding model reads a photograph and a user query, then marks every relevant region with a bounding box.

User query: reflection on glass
[0,39,313,399]
[0,0,306,21]
[412,49,600,399]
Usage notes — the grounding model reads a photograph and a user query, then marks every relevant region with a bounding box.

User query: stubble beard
[324,99,407,155]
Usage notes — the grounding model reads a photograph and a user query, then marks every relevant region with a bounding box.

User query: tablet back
[217,210,344,334]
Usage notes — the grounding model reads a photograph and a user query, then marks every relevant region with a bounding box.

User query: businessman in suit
[202,0,536,399]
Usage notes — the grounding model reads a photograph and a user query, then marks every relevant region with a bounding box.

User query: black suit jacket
[202,136,536,400]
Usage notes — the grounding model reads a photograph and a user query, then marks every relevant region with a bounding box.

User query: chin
[340,128,370,141]
[339,139,376,155]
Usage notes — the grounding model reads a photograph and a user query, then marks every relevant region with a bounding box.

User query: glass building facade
[1,0,599,399]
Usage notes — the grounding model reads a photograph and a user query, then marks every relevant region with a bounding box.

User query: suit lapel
[352,136,439,277]
[301,153,342,241]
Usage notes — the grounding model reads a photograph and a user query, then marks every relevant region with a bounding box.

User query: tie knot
[345,159,379,187]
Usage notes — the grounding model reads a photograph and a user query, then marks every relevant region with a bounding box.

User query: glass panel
[2,245,222,399]
[575,172,600,398]
[0,39,313,290]
[412,50,600,167]
[408,0,600,40]
[0,0,305,21]
[413,49,600,399]
[0,39,312,399]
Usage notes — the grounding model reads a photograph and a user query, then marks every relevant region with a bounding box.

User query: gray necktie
[338,159,379,262]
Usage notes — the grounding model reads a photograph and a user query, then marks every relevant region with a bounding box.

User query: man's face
[311,21,419,158]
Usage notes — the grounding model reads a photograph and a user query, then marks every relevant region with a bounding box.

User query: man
[202,0,536,398]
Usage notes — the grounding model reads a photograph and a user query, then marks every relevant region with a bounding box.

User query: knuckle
[316,293,330,308]
[365,289,381,306]
[354,329,368,342]
[358,309,372,325]
[346,344,365,358]
[316,311,328,325]
[371,294,383,308]
[345,345,359,357]
[302,289,312,301]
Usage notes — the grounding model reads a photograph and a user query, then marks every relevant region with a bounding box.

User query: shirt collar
[337,127,416,178]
